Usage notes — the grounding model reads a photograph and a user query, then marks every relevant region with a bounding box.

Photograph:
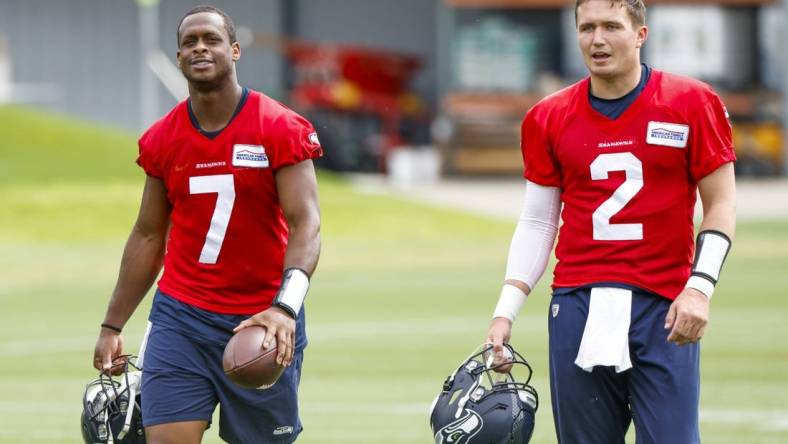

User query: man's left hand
[234,306,295,367]
[665,288,709,346]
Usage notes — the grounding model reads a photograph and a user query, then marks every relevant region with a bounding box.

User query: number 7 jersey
[136,90,322,314]
[522,70,735,300]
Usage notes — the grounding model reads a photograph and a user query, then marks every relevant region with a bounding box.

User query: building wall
[0,0,437,131]
[0,0,142,129]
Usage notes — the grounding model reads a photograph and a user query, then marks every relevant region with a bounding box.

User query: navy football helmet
[430,344,538,443]
[81,356,145,444]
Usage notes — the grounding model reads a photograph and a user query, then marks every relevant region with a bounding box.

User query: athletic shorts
[139,290,307,443]
[548,285,700,444]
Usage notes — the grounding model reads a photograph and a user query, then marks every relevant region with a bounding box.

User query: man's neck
[188,81,243,132]
[589,63,643,100]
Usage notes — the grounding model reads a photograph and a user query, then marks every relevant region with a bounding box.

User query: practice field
[1,106,787,443]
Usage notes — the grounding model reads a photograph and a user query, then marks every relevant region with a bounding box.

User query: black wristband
[101,323,122,333]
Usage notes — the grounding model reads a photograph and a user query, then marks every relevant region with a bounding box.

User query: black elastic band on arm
[101,323,122,333]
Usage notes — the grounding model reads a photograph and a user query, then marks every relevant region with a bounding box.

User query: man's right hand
[93,328,125,375]
[486,317,514,373]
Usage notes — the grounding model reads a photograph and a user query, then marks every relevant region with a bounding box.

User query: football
[222,326,284,389]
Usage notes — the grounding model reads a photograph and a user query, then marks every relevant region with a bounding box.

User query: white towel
[574,287,633,373]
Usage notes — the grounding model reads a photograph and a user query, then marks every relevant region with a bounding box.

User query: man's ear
[231,42,241,62]
[636,25,648,49]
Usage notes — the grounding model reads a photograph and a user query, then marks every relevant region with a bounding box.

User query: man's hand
[234,306,295,367]
[486,317,514,373]
[665,288,710,345]
[93,329,125,375]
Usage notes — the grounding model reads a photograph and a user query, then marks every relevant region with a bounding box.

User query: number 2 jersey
[522,69,735,300]
[137,89,322,314]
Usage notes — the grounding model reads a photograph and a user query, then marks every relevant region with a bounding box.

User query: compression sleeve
[504,181,561,288]
[493,181,561,321]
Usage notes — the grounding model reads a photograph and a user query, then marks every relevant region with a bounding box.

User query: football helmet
[430,344,538,444]
[81,356,145,444]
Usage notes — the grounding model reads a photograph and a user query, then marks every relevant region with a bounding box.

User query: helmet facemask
[81,356,145,444]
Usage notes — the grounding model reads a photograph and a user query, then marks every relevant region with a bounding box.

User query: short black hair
[177,5,237,45]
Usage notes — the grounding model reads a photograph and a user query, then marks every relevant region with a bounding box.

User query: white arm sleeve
[504,181,561,290]
[492,181,561,321]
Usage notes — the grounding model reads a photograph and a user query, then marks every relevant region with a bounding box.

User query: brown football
[222,325,284,389]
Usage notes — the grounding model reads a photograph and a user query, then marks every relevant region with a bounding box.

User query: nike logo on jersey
[232,144,269,168]
[646,121,689,148]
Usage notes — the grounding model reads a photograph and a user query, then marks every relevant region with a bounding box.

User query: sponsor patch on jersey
[646,121,689,148]
[308,132,320,146]
[232,144,269,168]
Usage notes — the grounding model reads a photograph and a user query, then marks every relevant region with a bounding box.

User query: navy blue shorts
[139,290,307,443]
[548,286,700,444]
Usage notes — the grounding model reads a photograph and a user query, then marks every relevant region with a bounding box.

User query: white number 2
[189,174,236,264]
[589,152,643,241]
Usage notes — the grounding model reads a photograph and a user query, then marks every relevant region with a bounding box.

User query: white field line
[0,317,543,357]
[306,316,541,343]
[700,409,788,431]
[0,336,94,356]
[302,403,788,432]
[1,396,786,433]
[301,401,429,416]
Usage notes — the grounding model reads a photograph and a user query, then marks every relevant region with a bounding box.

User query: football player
[91,6,321,443]
[486,0,736,442]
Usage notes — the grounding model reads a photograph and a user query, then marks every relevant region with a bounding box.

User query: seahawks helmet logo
[436,409,483,443]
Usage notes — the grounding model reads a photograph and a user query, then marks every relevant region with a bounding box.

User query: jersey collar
[581,70,661,130]
[187,86,250,140]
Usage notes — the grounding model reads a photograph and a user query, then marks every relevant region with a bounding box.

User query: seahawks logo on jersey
[435,409,483,443]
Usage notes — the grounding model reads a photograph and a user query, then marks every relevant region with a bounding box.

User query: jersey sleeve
[136,128,163,178]
[687,91,736,182]
[268,112,324,170]
[521,108,562,187]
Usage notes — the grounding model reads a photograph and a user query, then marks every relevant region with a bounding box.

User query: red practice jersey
[522,70,735,299]
[137,90,322,314]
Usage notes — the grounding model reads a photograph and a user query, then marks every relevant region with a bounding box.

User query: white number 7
[590,152,643,241]
[189,174,236,264]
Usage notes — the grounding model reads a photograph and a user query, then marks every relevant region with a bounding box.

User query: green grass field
[1,105,787,443]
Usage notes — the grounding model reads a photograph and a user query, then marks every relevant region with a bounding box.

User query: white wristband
[685,275,714,300]
[492,284,527,322]
[692,230,732,283]
[272,268,310,318]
